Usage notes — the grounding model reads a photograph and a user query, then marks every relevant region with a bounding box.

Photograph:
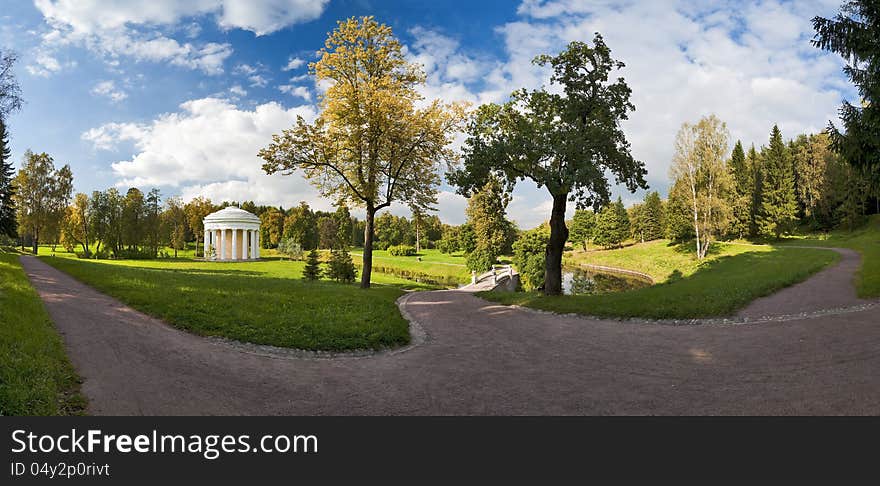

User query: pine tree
[642,191,665,240]
[728,140,751,238]
[327,246,357,283]
[0,118,16,238]
[746,144,763,237]
[758,126,798,238]
[592,197,629,248]
[302,249,322,281]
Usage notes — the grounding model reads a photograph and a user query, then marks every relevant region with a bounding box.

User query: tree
[757,125,798,238]
[327,246,357,283]
[317,216,338,249]
[0,118,16,237]
[449,34,646,295]
[746,144,763,237]
[568,209,595,250]
[668,115,732,259]
[792,132,834,227]
[13,151,72,254]
[145,188,162,257]
[61,193,93,256]
[812,2,880,186]
[184,196,214,257]
[592,197,629,249]
[628,202,646,243]
[665,179,695,241]
[0,50,23,119]
[284,202,318,250]
[259,207,285,248]
[302,249,322,281]
[278,237,304,260]
[163,196,187,258]
[260,17,465,288]
[333,205,352,248]
[642,191,665,240]
[464,177,511,272]
[512,225,550,291]
[728,140,751,238]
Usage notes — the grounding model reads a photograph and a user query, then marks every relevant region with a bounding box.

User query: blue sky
[0,0,855,228]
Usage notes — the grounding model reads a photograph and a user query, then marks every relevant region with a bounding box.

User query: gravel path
[20,253,880,415]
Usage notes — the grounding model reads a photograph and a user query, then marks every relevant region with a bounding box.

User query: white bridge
[461,265,519,291]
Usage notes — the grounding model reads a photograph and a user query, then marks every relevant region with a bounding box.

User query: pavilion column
[251,231,257,259]
[242,229,249,261]
[203,229,209,260]
[219,229,226,261]
[256,231,260,259]
[232,228,238,261]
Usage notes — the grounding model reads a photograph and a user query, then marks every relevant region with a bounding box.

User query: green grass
[38,248,431,351]
[778,215,880,298]
[483,246,838,319]
[565,239,763,283]
[351,248,471,286]
[0,248,86,415]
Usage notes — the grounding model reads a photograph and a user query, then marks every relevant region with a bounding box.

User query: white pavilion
[203,207,261,261]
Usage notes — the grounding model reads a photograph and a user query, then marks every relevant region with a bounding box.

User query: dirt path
[20,254,880,415]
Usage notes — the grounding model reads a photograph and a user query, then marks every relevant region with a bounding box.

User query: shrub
[513,226,549,290]
[387,245,416,256]
[466,247,495,272]
[278,237,304,261]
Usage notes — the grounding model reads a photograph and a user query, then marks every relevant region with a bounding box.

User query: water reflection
[562,267,650,295]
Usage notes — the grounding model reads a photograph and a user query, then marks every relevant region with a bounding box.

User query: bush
[466,247,495,272]
[387,245,416,256]
[278,237,304,261]
[513,226,549,291]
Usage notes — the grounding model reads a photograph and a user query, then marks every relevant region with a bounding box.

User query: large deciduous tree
[60,193,93,256]
[184,196,214,257]
[259,17,465,288]
[0,50,23,119]
[449,34,646,294]
[668,115,732,259]
[13,151,72,254]
[464,177,512,272]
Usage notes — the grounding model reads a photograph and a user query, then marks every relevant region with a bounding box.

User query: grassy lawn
[38,247,432,351]
[778,215,880,298]
[0,249,86,415]
[484,245,838,319]
[351,248,471,286]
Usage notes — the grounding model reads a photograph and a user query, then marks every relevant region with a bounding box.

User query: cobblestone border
[203,291,429,360]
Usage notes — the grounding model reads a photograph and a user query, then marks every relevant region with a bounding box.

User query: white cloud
[90,80,128,102]
[278,84,311,100]
[229,84,247,97]
[83,97,324,209]
[25,50,62,77]
[248,74,269,87]
[283,56,305,70]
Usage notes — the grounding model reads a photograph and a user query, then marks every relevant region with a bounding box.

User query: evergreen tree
[728,140,751,238]
[592,197,629,248]
[327,246,357,283]
[302,249,322,281]
[568,209,596,250]
[641,191,665,240]
[0,118,16,237]
[758,125,798,238]
[746,144,763,237]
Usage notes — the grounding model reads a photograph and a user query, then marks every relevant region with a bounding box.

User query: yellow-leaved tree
[259,16,465,288]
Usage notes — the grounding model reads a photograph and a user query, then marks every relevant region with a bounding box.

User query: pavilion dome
[204,206,261,225]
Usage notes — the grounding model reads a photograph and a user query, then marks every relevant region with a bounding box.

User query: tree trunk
[415,221,420,253]
[544,193,569,296]
[360,207,375,289]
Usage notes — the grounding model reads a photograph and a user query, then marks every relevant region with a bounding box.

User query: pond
[562,267,651,295]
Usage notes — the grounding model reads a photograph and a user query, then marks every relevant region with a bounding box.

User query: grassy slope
[483,244,838,319]
[778,215,880,298]
[0,249,86,415]
[351,249,471,285]
[39,248,429,351]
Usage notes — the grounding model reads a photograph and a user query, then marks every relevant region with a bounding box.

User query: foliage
[568,209,595,250]
[163,196,187,258]
[668,115,732,259]
[0,118,16,237]
[592,198,629,248]
[464,177,512,272]
[812,1,880,184]
[184,196,215,257]
[641,191,665,240]
[13,151,73,254]
[387,245,416,256]
[60,193,93,256]
[259,16,465,288]
[284,201,318,250]
[757,125,798,238]
[259,207,285,248]
[727,140,752,238]
[449,34,647,295]
[0,49,23,118]
[327,246,358,283]
[302,248,322,281]
[278,237,304,261]
[512,225,550,291]
[0,250,85,415]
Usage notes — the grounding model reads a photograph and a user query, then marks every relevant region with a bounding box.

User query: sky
[0,0,856,229]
